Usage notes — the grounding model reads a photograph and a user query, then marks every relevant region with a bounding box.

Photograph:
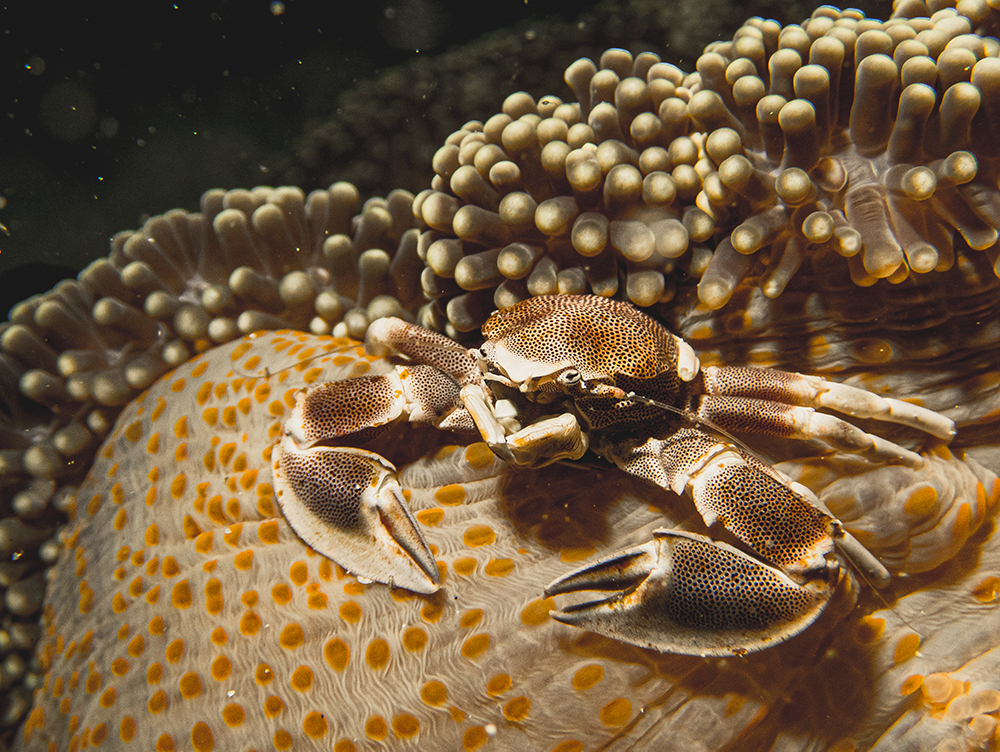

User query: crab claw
[544,529,833,656]
[273,436,440,594]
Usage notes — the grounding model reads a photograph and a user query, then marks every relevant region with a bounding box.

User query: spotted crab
[273,294,956,657]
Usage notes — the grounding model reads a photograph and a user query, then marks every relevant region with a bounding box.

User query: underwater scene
[3,1,1000,750]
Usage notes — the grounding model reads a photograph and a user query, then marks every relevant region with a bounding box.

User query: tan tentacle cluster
[0,183,423,725]
[414,3,1000,334]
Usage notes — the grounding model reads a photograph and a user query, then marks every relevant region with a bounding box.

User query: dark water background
[0,0,890,316]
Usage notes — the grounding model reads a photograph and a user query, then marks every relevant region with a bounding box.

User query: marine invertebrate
[414,3,1000,333]
[1,1,999,750]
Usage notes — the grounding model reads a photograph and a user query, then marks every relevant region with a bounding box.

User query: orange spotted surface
[18,330,1000,751]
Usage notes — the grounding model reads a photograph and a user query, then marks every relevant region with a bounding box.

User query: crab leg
[605,428,891,586]
[545,529,834,657]
[691,394,928,467]
[700,365,956,439]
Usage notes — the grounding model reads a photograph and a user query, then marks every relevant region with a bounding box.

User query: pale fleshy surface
[17,327,1000,751]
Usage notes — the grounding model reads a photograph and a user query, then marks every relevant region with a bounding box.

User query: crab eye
[558,369,582,386]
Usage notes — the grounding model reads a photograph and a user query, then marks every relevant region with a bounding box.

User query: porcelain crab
[272,294,956,657]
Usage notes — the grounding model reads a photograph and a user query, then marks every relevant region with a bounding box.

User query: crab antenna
[621,392,765,461]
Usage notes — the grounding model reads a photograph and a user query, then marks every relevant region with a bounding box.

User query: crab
[272,294,957,657]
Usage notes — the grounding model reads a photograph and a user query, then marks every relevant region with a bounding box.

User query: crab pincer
[545,529,834,657]
[273,319,487,594]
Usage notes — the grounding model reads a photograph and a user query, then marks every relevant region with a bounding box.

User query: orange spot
[560,545,596,562]
[572,664,605,691]
[156,733,175,751]
[289,561,308,585]
[856,615,886,643]
[460,609,483,628]
[421,680,448,706]
[392,713,420,739]
[901,674,924,695]
[255,663,274,685]
[339,601,362,623]
[211,656,231,681]
[91,723,108,746]
[111,658,129,677]
[264,695,284,718]
[125,420,143,443]
[223,524,242,547]
[151,398,167,421]
[193,531,213,554]
[272,583,292,605]
[366,639,390,670]
[464,442,495,469]
[365,715,388,741]
[402,627,427,652]
[291,665,313,692]
[903,485,937,517]
[324,638,350,672]
[222,703,245,728]
[179,672,202,699]
[144,524,159,546]
[241,590,258,608]
[129,635,145,657]
[119,717,136,742]
[128,576,144,598]
[210,627,227,646]
[463,524,496,547]
[463,726,489,751]
[78,585,95,614]
[552,743,584,752]
[258,520,280,544]
[148,690,167,714]
[453,557,477,576]
[343,581,366,595]
[171,580,192,609]
[112,592,128,613]
[600,698,632,726]
[85,672,102,694]
[421,598,443,623]
[953,502,972,546]
[973,576,1000,603]
[87,494,102,516]
[195,381,212,405]
[161,556,180,577]
[894,633,921,664]
[503,696,531,722]
[100,687,116,708]
[416,508,445,526]
[308,591,328,610]
[191,721,213,752]
[279,623,304,649]
[303,711,328,739]
[240,612,261,636]
[435,485,466,505]
[165,639,185,663]
[520,596,555,626]
[485,558,515,577]
[202,407,219,426]
[274,730,293,751]
[462,633,490,660]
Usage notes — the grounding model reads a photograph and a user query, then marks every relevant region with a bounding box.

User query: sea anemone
[414,3,1000,334]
